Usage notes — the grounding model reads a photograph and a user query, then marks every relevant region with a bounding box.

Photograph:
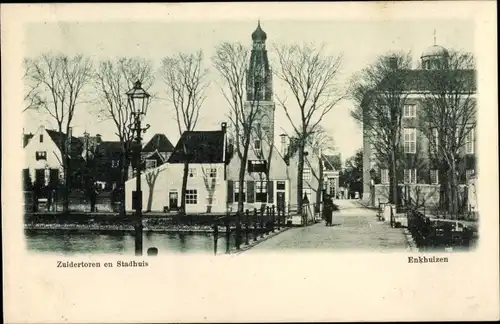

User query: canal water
[25,230,239,255]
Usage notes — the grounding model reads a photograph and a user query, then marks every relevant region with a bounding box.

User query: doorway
[169,191,179,210]
[277,192,285,210]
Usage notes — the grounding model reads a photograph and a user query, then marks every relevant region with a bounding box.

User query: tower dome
[421,44,449,59]
[251,20,267,42]
[421,44,449,70]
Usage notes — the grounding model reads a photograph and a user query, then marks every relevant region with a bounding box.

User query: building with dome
[362,43,477,208]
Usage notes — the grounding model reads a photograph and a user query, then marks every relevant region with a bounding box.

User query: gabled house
[23,125,84,191]
[124,124,228,214]
[322,154,341,198]
[141,133,175,169]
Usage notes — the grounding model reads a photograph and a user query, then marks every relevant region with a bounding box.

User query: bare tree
[201,164,218,213]
[350,52,413,206]
[307,125,336,203]
[145,168,160,212]
[93,57,154,216]
[24,53,94,212]
[212,42,263,213]
[160,50,209,214]
[274,43,344,209]
[23,59,45,113]
[417,50,476,218]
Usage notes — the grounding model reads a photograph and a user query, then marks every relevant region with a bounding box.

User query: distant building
[23,125,84,190]
[322,154,341,198]
[141,133,175,169]
[128,133,175,178]
[362,43,476,206]
[125,124,228,213]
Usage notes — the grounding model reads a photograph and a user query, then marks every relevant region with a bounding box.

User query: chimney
[388,55,398,70]
[280,133,288,156]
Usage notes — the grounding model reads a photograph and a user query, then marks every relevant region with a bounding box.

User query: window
[39,134,43,143]
[248,160,267,173]
[403,128,416,154]
[35,151,47,161]
[430,170,439,184]
[381,169,389,184]
[208,168,217,178]
[185,189,198,204]
[234,181,246,202]
[465,128,474,154]
[432,128,439,151]
[404,169,417,184]
[466,169,475,180]
[188,167,197,177]
[254,140,262,155]
[145,159,157,169]
[277,181,286,190]
[111,160,119,168]
[303,168,311,181]
[255,181,267,203]
[403,104,417,118]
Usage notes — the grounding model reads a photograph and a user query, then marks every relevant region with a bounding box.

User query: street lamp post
[126,80,151,256]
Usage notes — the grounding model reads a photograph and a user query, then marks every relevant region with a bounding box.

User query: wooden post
[224,217,230,254]
[212,221,219,255]
[253,208,258,241]
[245,209,250,245]
[235,211,241,250]
[272,205,276,231]
[260,207,265,238]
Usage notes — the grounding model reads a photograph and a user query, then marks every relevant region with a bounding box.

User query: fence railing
[212,205,289,255]
[406,208,475,250]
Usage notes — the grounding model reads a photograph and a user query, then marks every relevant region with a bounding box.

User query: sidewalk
[245,200,412,252]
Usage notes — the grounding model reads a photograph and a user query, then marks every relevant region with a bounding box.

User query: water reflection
[25,230,233,255]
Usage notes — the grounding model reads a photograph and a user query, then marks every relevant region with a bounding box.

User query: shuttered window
[246,181,255,203]
[267,181,274,203]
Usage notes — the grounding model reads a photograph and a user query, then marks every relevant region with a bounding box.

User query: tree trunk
[237,161,246,214]
[317,157,323,204]
[390,146,398,205]
[63,155,70,213]
[118,156,128,217]
[297,141,305,209]
[180,160,189,215]
[147,188,154,212]
[449,159,458,219]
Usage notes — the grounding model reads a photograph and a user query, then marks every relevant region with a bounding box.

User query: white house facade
[125,125,228,214]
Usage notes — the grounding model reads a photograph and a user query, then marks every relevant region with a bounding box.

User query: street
[246,200,411,252]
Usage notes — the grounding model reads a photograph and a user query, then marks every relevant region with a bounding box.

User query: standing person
[324,195,332,226]
[88,180,98,213]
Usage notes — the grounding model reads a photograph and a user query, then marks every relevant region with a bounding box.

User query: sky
[22,19,474,164]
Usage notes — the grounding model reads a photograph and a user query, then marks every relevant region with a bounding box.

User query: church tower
[245,21,276,159]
